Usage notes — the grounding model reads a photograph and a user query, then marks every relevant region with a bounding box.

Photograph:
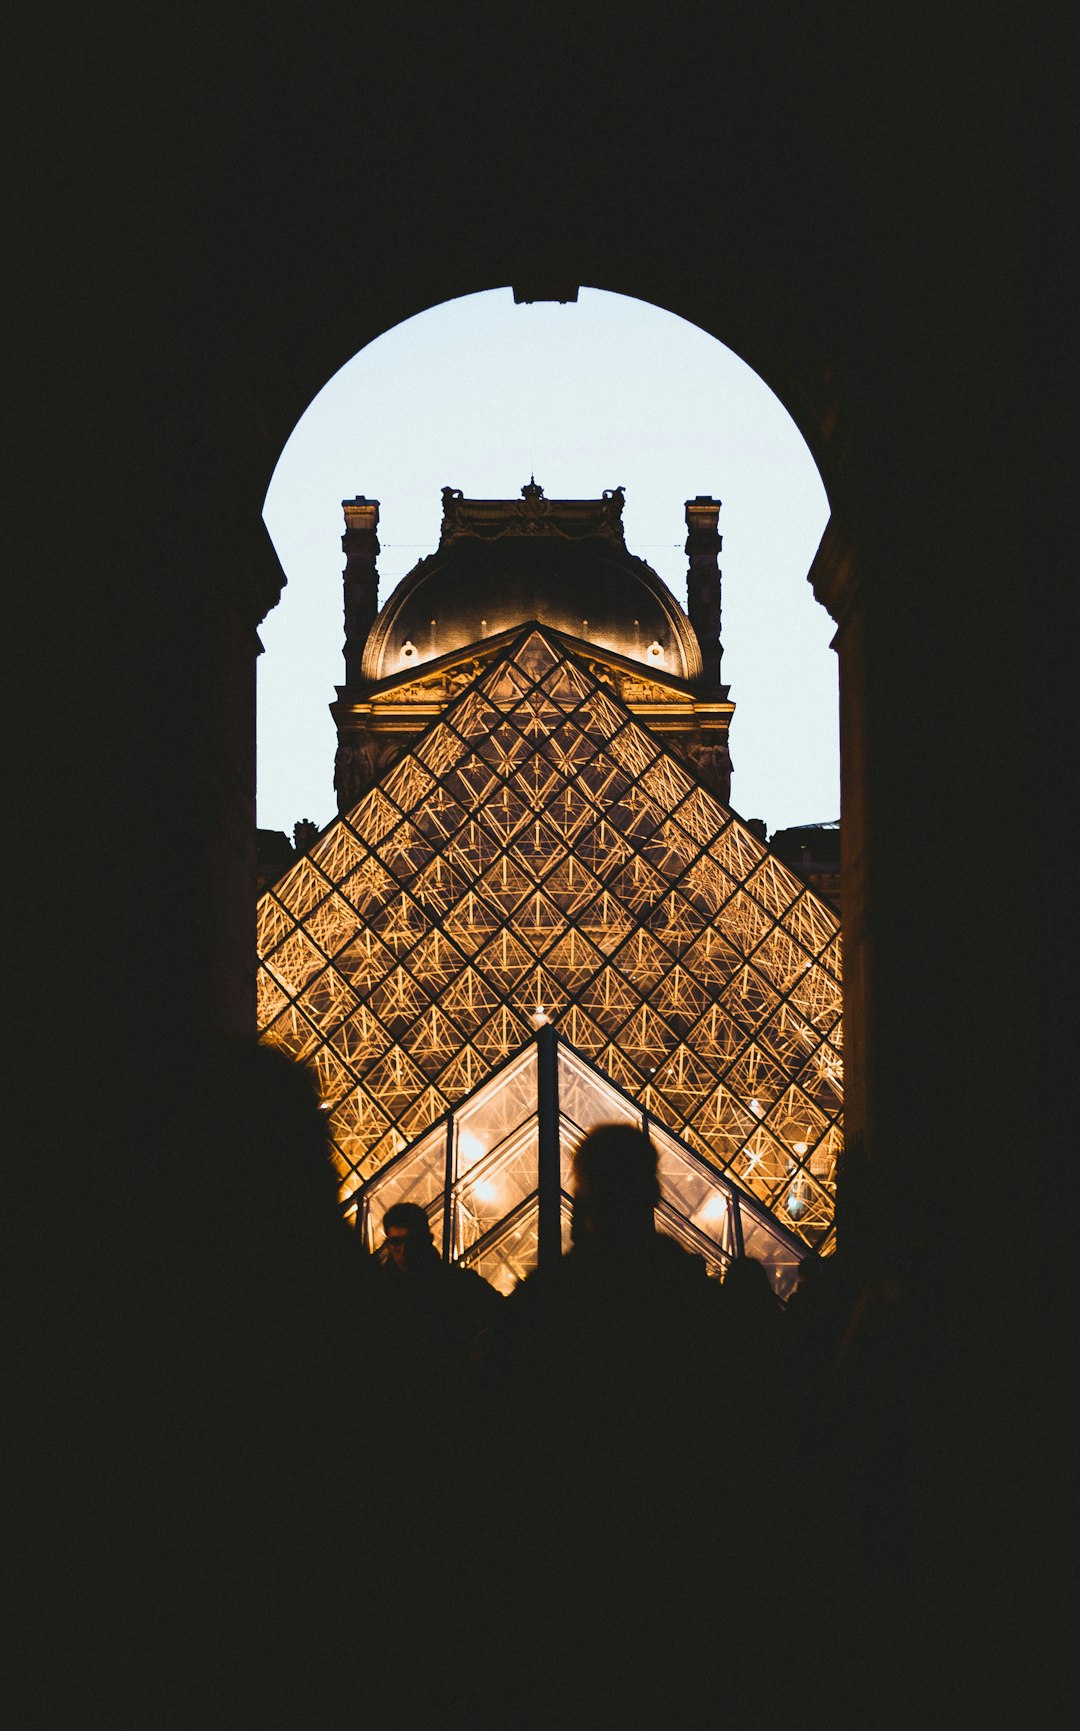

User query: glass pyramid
[257,626,843,1250]
[355,1025,811,1298]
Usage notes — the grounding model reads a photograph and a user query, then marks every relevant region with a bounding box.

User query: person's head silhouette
[572,1124,660,1243]
[382,1201,439,1274]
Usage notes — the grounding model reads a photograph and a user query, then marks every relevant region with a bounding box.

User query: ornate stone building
[331,483,735,808]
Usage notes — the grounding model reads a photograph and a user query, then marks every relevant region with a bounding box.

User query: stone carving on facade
[439,481,627,545]
[688,739,733,804]
[334,737,374,810]
[445,657,486,694]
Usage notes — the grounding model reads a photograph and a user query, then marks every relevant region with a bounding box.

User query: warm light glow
[695,1193,729,1223]
[458,1130,486,1168]
[792,1140,808,1155]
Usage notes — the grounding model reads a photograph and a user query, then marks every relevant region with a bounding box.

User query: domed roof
[361,483,702,685]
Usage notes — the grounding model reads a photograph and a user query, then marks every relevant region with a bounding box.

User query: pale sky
[260,288,836,839]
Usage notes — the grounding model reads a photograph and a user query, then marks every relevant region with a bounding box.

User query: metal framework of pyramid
[356,1024,813,1298]
[257,626,843,1250]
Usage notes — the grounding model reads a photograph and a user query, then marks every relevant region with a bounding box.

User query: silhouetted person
[373,1201,501,1384]
[486,1125,732,1727]
[115,1037,368,1726]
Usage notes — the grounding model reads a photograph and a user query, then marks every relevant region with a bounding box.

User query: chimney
[684,495,724,691]
[341,496,380,687]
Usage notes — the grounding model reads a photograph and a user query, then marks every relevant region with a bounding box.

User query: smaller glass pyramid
[354,1026,809,1300]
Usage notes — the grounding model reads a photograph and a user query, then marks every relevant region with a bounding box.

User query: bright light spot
[646,640,664,661]
[401,639,417,661]
[531,1004,549,1027]
[793,1139,808,1155]
[697,1193,728,1223]
[473,1177,500,1205]
[749,1098,763,1118]
[458,1130,486,1168]
[318,1100,332,1112]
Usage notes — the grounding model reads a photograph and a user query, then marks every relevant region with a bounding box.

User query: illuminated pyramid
[257,625,842,1250]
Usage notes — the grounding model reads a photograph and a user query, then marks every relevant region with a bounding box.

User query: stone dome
[360,483,702,685]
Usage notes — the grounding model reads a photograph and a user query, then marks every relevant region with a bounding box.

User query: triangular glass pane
[512,887,568,956]
[442,889,503,954]
[480,656,534,704]
[397,1086,450,1142]
[475,782,533,846]
[743,853,804,919]
[271,853,334,921]
[513,628,563,682]
[339,854,398,920]
[263,927,325,999]
[306,820,369,884]
[461,1197,540,1296]
[471,1004,531,1065]
[650,1043,724,1122]
[617,1002,680,1072]
[348,787,403,847]
[412,854,474,916]
[257,896,296,956]
[444,687,502,742]
[644,889,707,956]
[574,889,635,954]
[378,754,437,816]
[361,1048,429,1118]
[474,718,536,777]
[650,962,711,1035]
[435,1044,489,1102]
[568,818,634,880]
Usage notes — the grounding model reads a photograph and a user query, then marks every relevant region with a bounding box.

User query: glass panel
[454,1044,538,1171]
[558,1046,641,1134]
[738,1209,804,1299]
[362,1120,448,1254]
[461,1197,540,1296]
[651,1122,736,1257]
[453,1120,539,1255]
[655,1200,730,1279]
